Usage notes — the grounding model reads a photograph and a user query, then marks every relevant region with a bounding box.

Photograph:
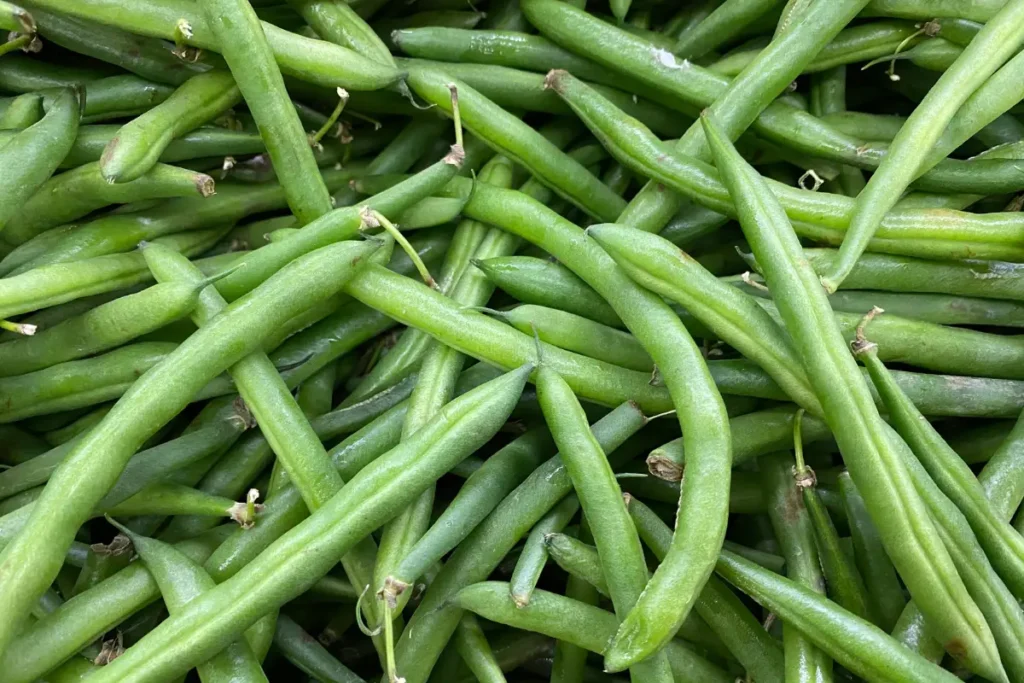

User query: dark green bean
[273,613,363,683]
[509,495,579,607]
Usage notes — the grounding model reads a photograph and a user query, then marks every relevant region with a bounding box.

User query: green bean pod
[54,124,265,169]
[77,365,532,683]
[404,64,626,221]
[0,93,42,130]
[0,1,32,33]
[0,279,213,377]
[859,343,1024,599]
[979,411,1024,522]
[4,162,215,245]
[701,112,1002,680]
[762,452,834,681]
[108,521,267,682]
[509,495,579,607]
[625,495,785,683]
[674,0,782,59]
[716,551,963,683]
[25,0,403,91]
[821,0,1024,291]
[101,71,241,183]
[474,256,622,328]
[200,0,330,224]
[273,613,363,683]
[838,472,906,632]
[486,304,653,372]
[0,86,79,235]
[453,613,505,683]
[284,0,395,67]
[28,6,206,86]
[0,238,382,656]
[452,582,733,683]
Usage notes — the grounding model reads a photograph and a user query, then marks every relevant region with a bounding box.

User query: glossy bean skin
[25,0,403,92]
[0,239,381,657]
[508,498,580,606]
[452,582,733,683]
[80,366,532,683]
[0,280,208,377]
[101,71,241,183]
[201,0,331,225]
[716,551,963,683]
[979,411,1024,522]
[822,0,1024,291]
[674,0,782,59]
[0,93,42,130]
[701,112,1001,679]
[108,522,268,683]
[0,87,79,235]
[3,162,215,245]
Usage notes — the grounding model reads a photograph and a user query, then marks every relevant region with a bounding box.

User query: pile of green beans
[2,0,1024,681]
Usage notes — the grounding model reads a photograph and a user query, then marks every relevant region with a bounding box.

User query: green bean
[108,520,267,682]
[858,338,1024,599]
[762,452,834,681]
[544,531,610,596]
[4,162,215,245]
[370,162,515,616]
[147,240,389,644]
[405,65,625,221]
[52,124,265,169]
[549,535,598,683]
[0,238,382,656]
[0,413,243,501]
[78,365,532,683]
[27,6,206,86]
[0,93,42,130]
[625,495,785,683]
[701,111,1002,679]
[483,304,653,372]
[716,550,962,683]
[0,86,78,236]
[391,405,649,683]
[273,613,363,683]
[453,614,505,683]
[589,224,822,414]
[821,0,1024,291]
[527,0,869,232]
[452,582,733,683]
[26,0,402,91]
[102,484,245,520]
[341,157,512,407]
[101,71,241,184]
[838,472,906,632]
[211,155,464,302]
[474,256,621,328]
[710,21,923,76]
[200,0,331,224]
[551,72,1024,262]
[801,471,875,623]
[509,494,579,607]
[0,279,217,377]
[674,0,782,59]
[284,0,395,67]
[0,0,32,33]
[979,411,1024,522]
